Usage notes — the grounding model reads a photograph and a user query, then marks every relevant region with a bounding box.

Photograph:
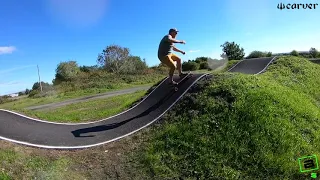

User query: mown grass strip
[3,90,146,123]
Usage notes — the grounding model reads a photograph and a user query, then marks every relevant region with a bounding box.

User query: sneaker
[168,80,178,85]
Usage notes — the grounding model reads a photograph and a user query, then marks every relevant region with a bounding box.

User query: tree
[53,61,80,84]
[194,57,208,63]
[220,41,245,60]
[266,52,272,57]
[118,56,148,74]
[220,53,228,60]
[309,47,319,58]
[32,81,53,92]
[97,44,130,73]
[79,65,100,73]
[290,50,299,56]
[25,88,31,95]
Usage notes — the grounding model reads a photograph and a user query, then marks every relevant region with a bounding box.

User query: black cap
[169,28,179,33]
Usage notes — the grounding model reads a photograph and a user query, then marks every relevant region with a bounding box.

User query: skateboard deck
[170,71,193,91]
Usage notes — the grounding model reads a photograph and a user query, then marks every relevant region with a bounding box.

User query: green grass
[0,84,152,111]
[0,69,167,109]
[0,149,84,179]
[54,71,166,94]
[139,56,320,179]
[6,90,147,123]
[0,172,11,180]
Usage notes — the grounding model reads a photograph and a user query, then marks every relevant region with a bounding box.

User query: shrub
[290,50,299,56]
[199,62,209,69]
[28,90,40,98]
[182,61,200,71]
[246,51,272,59]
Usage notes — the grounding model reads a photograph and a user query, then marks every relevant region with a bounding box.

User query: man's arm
[173,46,185,54]
[167,35,185,44]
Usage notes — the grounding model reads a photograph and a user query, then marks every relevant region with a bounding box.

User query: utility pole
[37,64,43,92]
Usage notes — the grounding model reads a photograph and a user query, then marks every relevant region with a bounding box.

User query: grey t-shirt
[158,35,173,59]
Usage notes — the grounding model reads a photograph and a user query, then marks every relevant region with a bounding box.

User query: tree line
[220,41,320,59]
[3,41,319,100]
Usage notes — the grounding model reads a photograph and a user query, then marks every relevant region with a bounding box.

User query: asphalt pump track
[0,57,277,149]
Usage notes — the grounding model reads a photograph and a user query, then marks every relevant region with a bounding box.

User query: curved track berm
[0,57,276,149]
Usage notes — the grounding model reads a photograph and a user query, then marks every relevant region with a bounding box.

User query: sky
[1,0,320,95]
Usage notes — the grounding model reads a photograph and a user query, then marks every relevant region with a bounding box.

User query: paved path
[309,58,320,64]
[26,85,151,111]
[228,57,276,74]
[0,57,276,149]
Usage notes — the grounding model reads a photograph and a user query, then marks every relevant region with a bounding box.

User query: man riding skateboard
[158,28,187,85]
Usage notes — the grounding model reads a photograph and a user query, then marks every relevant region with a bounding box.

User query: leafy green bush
[195,57,208,64]
[79,65,100,73]
[53,61,80,85]
[0,96,15,104]
[290,50,299,56]
[246,51,272,59]
[182,61,200,71]
[118,56,148,74]
[199,62,209,69]
[28,90,40,98]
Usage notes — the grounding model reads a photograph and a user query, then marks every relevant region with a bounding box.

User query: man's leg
[160,55,177,84]
[171,54,187,76]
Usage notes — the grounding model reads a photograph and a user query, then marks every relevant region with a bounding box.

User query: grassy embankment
[138,56,320,179]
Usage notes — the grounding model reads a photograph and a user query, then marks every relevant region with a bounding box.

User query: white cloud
[188,50,200,53]
[0,65,36,75]
[0,46,16,55]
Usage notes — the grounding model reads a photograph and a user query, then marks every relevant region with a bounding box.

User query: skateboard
[170,71,193,91]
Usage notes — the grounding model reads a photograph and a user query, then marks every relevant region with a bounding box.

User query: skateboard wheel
[174,87,178,91]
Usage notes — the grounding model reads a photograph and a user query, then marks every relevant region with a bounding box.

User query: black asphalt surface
[228,57,275,74]
[310,59,320,64]
[0,57,276,149]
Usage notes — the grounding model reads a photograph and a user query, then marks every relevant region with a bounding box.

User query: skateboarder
[158,28,187,85]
